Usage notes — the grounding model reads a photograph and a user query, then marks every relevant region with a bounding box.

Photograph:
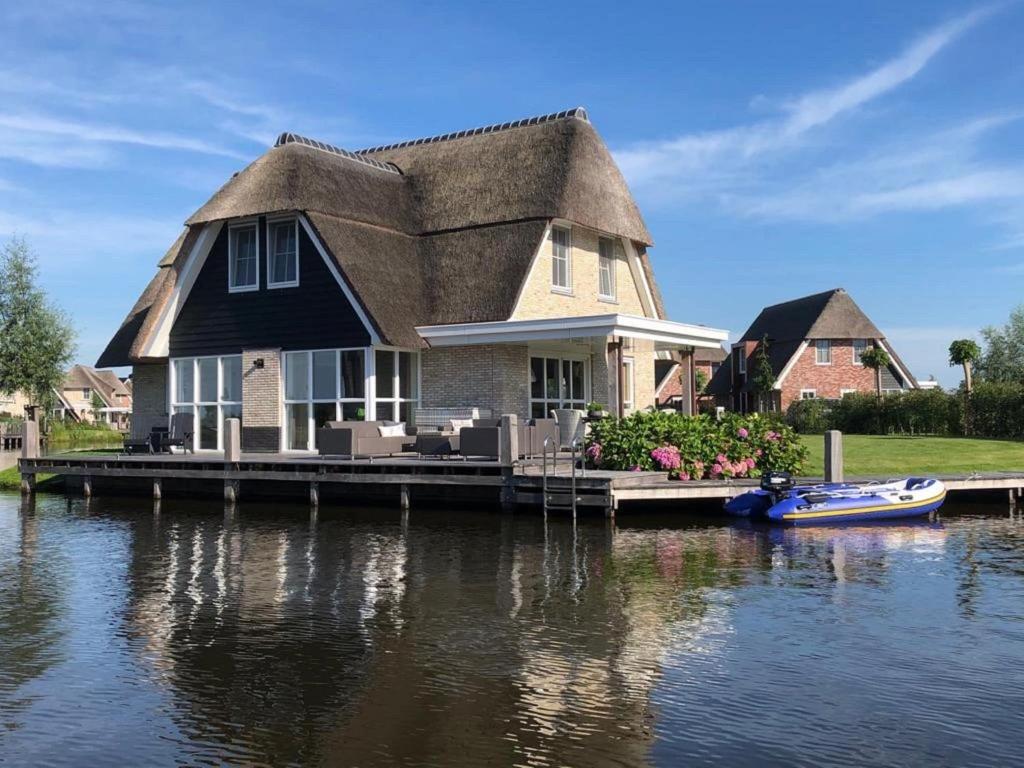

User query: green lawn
[800,434,1024,477]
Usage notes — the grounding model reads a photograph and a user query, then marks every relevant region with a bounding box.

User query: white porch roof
[417,313,729,351]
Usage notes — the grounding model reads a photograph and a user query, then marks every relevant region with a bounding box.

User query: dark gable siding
[169,217,372,357]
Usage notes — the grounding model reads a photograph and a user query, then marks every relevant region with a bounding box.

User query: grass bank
[0,466,59,492]
[800,434,1024,477]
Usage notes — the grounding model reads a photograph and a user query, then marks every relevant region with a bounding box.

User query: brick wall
[131,362,168,438]
[242,348,281,451]
[421,345,530,417]
[781,340,878,411]
[512,224,648,319]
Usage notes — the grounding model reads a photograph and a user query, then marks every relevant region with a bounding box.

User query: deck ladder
[542,437,582,517]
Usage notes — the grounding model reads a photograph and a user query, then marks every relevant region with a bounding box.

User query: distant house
[707,289,918,413]
[655,346,728,411]
[0,390,31,419]
[53,365,132,429]
[97,108,727,452]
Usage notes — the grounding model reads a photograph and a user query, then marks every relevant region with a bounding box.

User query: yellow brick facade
[510,223,658,413]
[511,224,649,320]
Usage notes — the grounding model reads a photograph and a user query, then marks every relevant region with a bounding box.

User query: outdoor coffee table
[414,434,459,459]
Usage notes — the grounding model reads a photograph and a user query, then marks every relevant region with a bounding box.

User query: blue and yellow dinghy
[725,472,946,524]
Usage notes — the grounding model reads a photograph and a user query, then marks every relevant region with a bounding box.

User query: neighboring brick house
[0,389,31,419]
[53,365,133,429]
[655,346,727,411]
[707,289,917,413]
[98,108,727,452]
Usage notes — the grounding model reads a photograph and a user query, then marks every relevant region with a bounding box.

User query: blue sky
[2,1,1022,386]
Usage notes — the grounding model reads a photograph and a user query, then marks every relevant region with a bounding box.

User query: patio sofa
[316,421,416,458]
[459,418,558,459]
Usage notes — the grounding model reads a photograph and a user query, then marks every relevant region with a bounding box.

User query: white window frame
[736,347,746,375]
[815,339,832,365]
[622,357,635,411]
[529,353,590,418]
[228,221,260,293]
[266,217,300,290]
[372,348,421,426]
[598,236,617,301]
[852,339,867,366]
[800,389,817,400]
[168,355,243,452]
[282,348,371,452]
[550,226,572,294]
[840,388,858,397]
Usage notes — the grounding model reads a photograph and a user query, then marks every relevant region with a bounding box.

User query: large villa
[99,108,727,453]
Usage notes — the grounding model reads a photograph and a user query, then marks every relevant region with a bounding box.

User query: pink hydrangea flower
[716,453,728,464]
[679,472,691,481]
[586,443,602,461]
[746,457,757,469]
[651,445,682,471]
[712,463,723,476]
[737,427,749,439]
[766,431,780,442]
[631,465,642,472]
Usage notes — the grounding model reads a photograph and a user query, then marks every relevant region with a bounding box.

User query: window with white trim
[551,226,571,292]
[815,339,832,365]
[852,339,868,365]
[529,355,588,419]
[267,218,299,288]
[284,349,367,451]
[170,355,242,451]
[374,350,420,424]
[736,347,746,375]
[622,357,635,411]
[598,237,616,300]
[228,224,259,292]
[840,388,858,397]
[800,389,817,400]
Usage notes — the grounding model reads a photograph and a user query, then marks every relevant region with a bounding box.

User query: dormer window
[228,224,259,292]
[268,218,299,289]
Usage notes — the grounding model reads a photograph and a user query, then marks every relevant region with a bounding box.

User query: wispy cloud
[0,112,247,159]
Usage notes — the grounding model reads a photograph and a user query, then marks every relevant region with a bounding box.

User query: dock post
[310,481,320,507]
[82,475,93,498]
[499,414,519,511]
[224,479,239,504]
[399,483,410,510]
[152,478,162,500]
[20,419,39,460]
[223,418,241,462]
[824,430,844,483]
[20,473,35,495]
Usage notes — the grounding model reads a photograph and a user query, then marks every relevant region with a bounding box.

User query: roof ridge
[273,133,402,174]
[761,288,842,312]
[354,107,589,155]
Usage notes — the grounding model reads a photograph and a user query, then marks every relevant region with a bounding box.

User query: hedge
[785,383,1024,439]
[586,411,807,480]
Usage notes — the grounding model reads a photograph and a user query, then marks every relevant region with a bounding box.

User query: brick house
[52,364,133,429]
[655,346,727,411]
[98,108,727,452]
[707,289,917,413]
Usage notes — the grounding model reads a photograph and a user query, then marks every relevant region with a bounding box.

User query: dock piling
[82,475,93,498]
[400,483,410,510]
[153,478,162,500]
[310,481,320,507]
[224,479,240,504]
[20,419,39,460]
[825,430,844,483]
[20,473,35,495]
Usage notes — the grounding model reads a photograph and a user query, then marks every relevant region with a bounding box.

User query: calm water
[1,493,1023,767]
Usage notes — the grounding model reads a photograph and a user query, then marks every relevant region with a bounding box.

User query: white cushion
[449,418,474,433]
[378,423,406,437]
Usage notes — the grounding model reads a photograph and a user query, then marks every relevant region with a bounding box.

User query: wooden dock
[16,452,1024,514]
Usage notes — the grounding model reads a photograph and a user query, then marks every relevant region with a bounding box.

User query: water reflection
[0,495,1023,767]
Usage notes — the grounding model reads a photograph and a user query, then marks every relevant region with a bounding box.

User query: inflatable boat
[724,472,946,524]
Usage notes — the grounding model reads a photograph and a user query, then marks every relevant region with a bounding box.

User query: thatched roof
[740,289,883,342]
[99,108,660,365]
[63,364,130,406]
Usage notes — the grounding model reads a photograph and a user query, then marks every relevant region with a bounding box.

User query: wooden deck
[15,451,1024,514]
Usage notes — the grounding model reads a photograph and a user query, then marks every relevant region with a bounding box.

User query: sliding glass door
[283,349,367,451]
[169,355,242,451]
[529,355,588,418]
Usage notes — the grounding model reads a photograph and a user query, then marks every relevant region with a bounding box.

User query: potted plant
[586,401,609,419]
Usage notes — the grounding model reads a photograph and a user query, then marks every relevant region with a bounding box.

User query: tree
[90,391,106,423]
[860,345,891,398]
[948,339,981,394]
[750,335,776,412]
[693,368,709,393]
[976,305,1024,384]
[0,237,76,410]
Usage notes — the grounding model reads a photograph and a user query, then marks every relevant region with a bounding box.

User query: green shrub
[966,381,1024,439]
[785,398,833,434]
[587,411,807,480]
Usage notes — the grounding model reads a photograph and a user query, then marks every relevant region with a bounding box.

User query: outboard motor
[760,471,794,495]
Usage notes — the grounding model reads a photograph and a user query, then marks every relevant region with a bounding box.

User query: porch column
[241,348,281,452]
